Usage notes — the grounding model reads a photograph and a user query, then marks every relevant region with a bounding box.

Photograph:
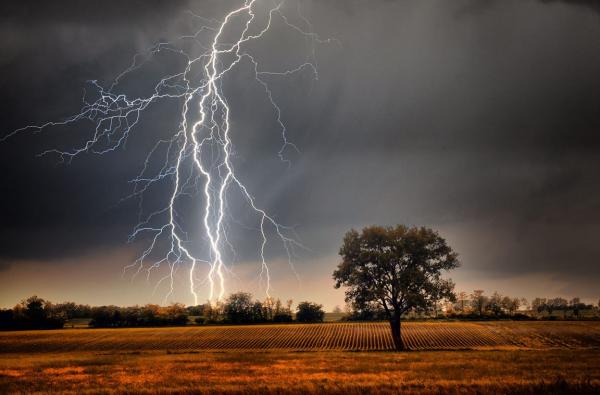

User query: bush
[296,302,325,323]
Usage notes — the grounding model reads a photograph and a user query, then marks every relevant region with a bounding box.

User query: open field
[1,322,599,394]
[1,321,599,352]
[1,349,599,394]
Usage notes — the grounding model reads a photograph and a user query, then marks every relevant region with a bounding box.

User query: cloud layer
[1,0,599,305]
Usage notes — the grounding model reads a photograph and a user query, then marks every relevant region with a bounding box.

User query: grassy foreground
[1,349,599,394]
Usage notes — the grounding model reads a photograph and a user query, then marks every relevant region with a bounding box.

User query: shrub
[296,302,325,323]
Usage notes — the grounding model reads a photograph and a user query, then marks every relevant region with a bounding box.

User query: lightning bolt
[3,0,332,305]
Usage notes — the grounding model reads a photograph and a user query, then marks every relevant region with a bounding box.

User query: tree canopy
[334,225,459,350]
[296,302,325,323]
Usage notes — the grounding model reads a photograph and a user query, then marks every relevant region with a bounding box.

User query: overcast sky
[1,0,599,309]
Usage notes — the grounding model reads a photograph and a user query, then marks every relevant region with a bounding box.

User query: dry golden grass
[1,321,599,352]
[1,322,599,393]
[0,349,599,394]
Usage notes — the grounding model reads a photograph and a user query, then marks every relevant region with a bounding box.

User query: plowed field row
[1,321,599,353]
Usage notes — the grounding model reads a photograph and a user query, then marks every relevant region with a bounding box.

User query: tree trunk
[389,316,404,351]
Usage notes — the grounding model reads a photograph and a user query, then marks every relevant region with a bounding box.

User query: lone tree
[333,225,459,350]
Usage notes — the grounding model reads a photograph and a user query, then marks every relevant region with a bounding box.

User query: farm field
[1,349,599,394]
[1,322,599,394]
[1,321,599,352]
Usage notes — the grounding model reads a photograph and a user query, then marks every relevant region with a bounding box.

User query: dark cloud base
[1,0,599,301]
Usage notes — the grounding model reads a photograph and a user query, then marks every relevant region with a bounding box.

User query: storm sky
[1,0,599,309]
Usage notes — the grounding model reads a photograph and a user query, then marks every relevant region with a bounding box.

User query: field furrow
[2,321,599,353]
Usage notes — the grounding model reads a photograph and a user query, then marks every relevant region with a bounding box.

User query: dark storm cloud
[458,0,600,16]
[258,0,600,278]
[1,0,599,298]
[541,0,600,15]
[0,1,189,23]
[0,0,195,261]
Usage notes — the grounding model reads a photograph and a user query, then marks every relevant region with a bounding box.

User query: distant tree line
[192,292,295,324]
[89,304,189,327]
[193,292,324,325]
[343,290,600,321]
[0,296,67,330]
[1,291,597,331]
[445,290,529,319]
[530,297,594,319]
[448,291,596,320]
[0,293,326,330]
